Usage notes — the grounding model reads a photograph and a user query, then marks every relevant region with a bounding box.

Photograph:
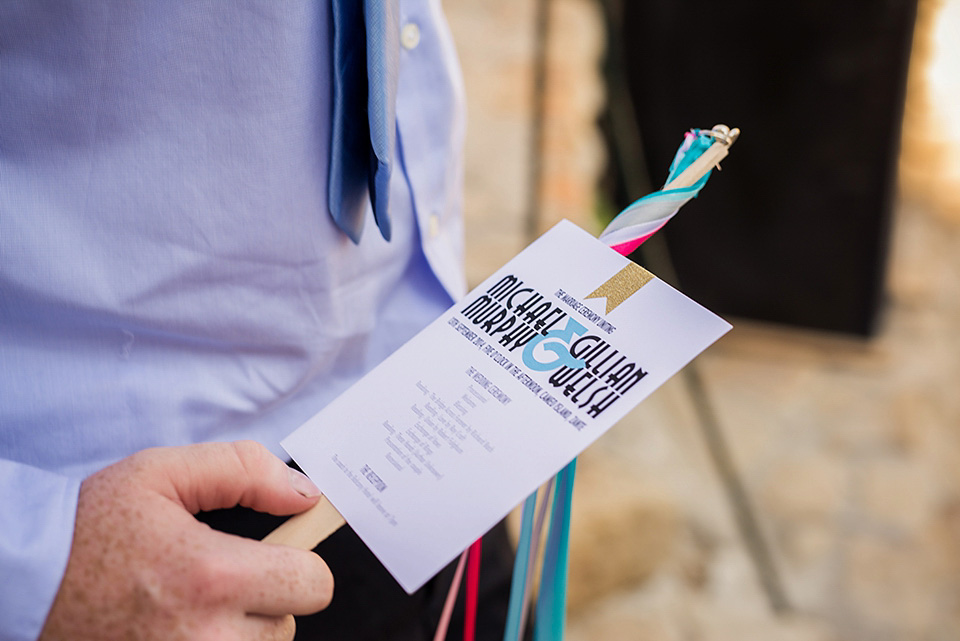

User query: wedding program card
[282,220,731,592]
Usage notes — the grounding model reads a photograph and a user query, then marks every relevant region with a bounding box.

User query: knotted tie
[329,0,400,243]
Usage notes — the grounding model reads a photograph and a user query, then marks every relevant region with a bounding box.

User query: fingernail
[288,468,321,498]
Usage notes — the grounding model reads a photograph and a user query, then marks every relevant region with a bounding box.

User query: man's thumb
[139,440,321,516]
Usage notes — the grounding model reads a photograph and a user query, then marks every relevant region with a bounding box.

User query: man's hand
[39,441,333,641]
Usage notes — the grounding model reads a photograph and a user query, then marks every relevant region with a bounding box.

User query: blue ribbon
[533,458,577,641]
[502,490,538,641]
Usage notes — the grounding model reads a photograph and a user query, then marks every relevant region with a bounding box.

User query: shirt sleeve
[0,460,80,641]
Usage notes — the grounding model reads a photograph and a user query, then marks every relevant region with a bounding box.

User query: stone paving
[446,0,960,638]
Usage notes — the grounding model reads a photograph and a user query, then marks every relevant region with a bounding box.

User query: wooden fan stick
[262,495,346,550]
[262,125,740,554]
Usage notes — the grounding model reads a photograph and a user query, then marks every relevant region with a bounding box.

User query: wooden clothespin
[663,124,740,190]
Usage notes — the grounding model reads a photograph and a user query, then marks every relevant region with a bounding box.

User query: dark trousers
[197,507,517,641]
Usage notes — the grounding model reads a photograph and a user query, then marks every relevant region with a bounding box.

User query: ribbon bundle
[599,124,739,256]
[433,125,737,641]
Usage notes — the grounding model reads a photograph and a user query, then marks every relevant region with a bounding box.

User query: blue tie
[329,0,399,243]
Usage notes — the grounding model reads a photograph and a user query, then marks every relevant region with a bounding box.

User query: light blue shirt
[0,2,467,639]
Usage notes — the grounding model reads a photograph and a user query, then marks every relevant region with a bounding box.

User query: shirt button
[401,23,421,50]
[428,212,441,239]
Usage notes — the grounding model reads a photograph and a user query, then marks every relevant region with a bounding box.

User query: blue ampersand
[522,318,588,371]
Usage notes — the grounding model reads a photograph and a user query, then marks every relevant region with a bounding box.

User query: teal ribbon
[533,458,577,641]
[665,130,714,184]
[502,490,538,641]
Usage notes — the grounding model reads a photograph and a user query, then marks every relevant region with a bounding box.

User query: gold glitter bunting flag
[585,263,655,314]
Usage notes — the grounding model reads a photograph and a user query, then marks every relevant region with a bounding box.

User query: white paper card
[282,220,731,592]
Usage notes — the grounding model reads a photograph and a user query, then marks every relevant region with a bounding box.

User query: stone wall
[446,0,605,288]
